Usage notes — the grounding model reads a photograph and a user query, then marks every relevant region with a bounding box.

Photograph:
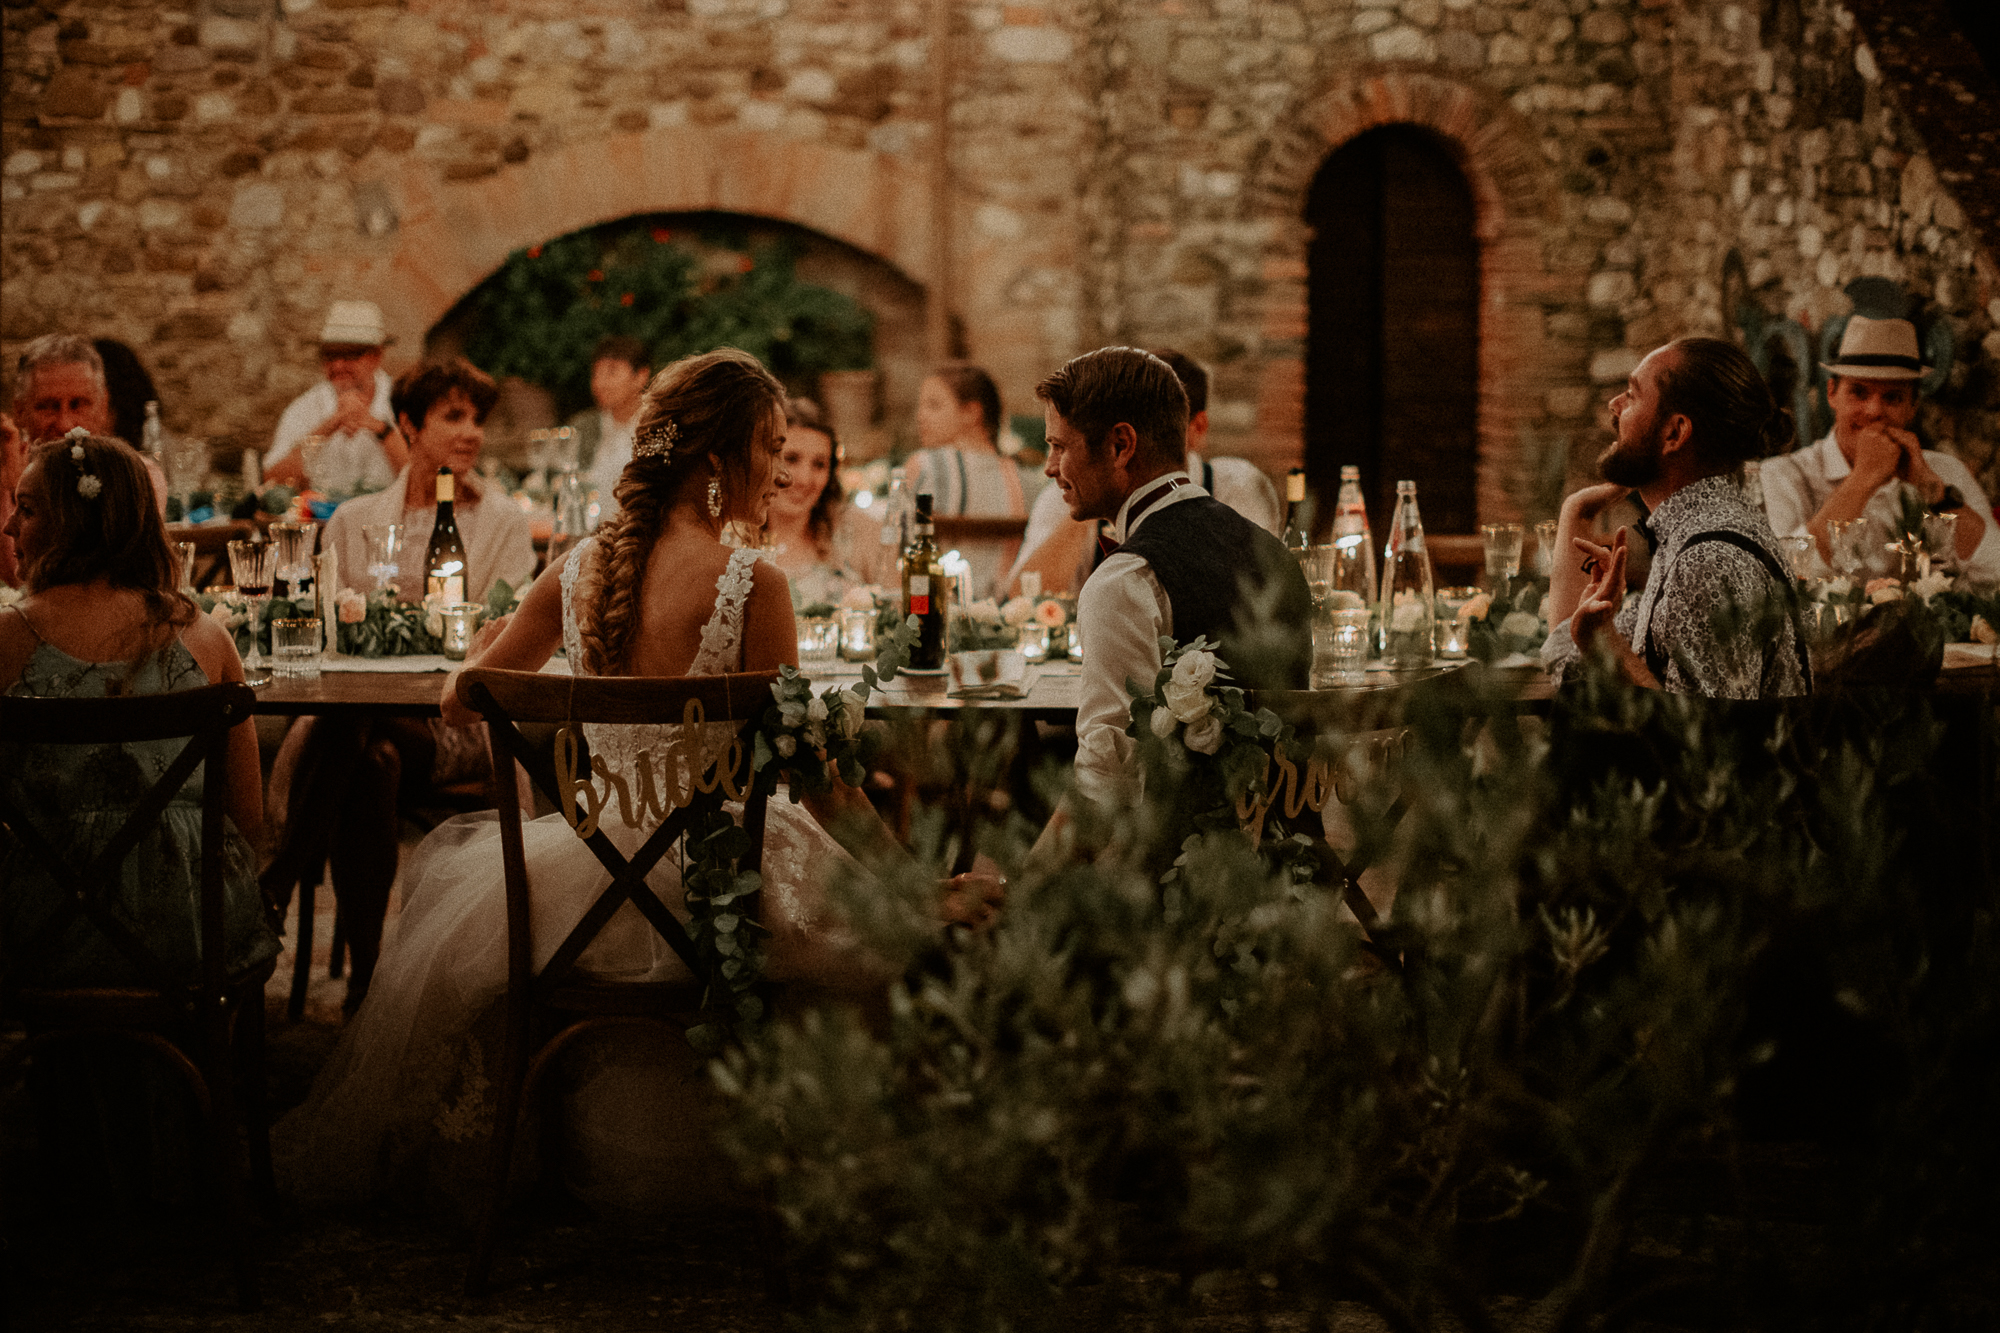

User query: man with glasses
[263,299,407,495]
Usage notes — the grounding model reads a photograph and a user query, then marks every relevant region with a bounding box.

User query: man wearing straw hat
[1762,314,1998,584]
[263,299,408,496]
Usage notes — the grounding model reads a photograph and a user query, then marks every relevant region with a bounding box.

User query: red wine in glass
[238,583,272,599]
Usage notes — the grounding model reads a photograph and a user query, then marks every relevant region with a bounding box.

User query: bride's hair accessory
[706,471,724,519]
[68,438,102,499]
[635,415,679,463]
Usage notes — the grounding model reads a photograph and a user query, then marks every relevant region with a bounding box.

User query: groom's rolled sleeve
[1072,553,1171,808]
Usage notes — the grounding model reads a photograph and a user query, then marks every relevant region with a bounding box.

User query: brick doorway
[1304,124,1480,537]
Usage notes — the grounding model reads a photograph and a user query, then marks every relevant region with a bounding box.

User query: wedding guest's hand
[1850,424,1905,488]
[1569,531,1628,651]
[941,870,1005,931]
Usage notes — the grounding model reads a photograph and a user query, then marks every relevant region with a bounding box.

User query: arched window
[1304,125,1480,535]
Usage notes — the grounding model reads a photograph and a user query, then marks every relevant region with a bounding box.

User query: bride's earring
[707,472,724,519]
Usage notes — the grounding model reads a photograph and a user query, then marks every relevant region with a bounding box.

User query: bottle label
[909,574,929,615]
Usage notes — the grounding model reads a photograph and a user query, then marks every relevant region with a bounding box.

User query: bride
[278,348,924,1211]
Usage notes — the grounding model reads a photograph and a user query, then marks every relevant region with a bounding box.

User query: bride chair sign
[453,665,781,1297]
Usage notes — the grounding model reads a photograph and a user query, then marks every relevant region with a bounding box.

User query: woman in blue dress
[0,433,276,988]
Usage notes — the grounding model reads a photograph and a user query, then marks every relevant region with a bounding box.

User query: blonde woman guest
[906,363,1027,599]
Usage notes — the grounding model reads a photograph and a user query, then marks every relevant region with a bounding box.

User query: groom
[1036,347,1312,813]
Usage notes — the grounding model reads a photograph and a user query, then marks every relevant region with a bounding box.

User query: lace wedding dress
[277,542,876,1212]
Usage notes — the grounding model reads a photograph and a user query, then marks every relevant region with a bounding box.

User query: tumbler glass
[270,618,322,678]
[1480,523,1524,592]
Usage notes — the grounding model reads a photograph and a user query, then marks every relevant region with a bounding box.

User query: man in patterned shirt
[1543,337,1810,698]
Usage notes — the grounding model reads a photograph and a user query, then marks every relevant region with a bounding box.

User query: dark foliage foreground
[717,661,2000,1333]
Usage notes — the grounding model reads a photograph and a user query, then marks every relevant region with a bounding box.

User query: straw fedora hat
[1823,313,1925,381]
[317,299,390,348]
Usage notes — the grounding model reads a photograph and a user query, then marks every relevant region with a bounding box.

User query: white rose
[1001,596,1034,627]
[1183,711,1224,755]
[1910,571,1950,603]
[1149,705,1178,740]
[967,598,1003,624]
[1163,677,1211,724]
[836,687,867,738]
[1170,649,1217,690]
[774,734,796,757]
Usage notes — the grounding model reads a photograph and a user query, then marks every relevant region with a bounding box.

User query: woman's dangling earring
[707,472,724,519]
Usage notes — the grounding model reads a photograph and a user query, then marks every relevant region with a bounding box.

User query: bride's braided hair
[577,348,787,675]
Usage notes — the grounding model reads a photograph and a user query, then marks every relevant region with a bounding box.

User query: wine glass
[1825,520,1865,580]
[362,523,402,593]
[1480,523,1524,593]
[227,539,276,686]
[296,433,329,493]
[268,520,318,604]
[165,434,209,517]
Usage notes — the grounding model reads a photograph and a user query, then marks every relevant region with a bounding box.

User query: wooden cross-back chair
[455,666,781,1297]
[0,681,267,1311]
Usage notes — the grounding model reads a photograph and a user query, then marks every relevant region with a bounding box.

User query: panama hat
[1823,313,1925,381]
[316,299,389,348]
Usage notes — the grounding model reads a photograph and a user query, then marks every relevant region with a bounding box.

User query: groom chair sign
[454,665,781,1296]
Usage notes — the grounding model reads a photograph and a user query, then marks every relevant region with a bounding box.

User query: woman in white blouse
[906,363,1027,600]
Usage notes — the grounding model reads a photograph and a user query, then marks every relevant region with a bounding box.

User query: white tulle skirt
[275,797,877,1213]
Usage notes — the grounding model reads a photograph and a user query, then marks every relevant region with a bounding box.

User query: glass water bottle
[1379,479,1436,669]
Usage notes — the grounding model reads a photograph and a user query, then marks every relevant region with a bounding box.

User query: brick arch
[338,128,940,348]
[1247,69,1571,525]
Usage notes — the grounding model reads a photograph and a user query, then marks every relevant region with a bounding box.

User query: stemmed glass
[1480,523,1524,594]
[1825,519,1865,580]
[227,539,275,686]
[1920,511,1959,581]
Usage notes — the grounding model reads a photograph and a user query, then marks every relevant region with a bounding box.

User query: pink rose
[337,589,367,624]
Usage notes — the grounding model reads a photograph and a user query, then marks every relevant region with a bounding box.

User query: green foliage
[461,222,874,417]
[714,632,1997,1330]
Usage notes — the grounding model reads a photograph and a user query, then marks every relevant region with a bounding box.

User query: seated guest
[907,362,1028,599]
[263,299,407,496]
[281,357,535,1011]
[1007,347,1281,597]
[1761,314,1998,583]
[0,434,277,987]
[767,396,861,610]
[1036,347,1312,821]
[1544,337,1810,698]
[11,334,168,513]
[1,413,22,585]
[566,333,652,522]
[93,337,161,455]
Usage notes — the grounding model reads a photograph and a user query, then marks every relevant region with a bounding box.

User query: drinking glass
[1327,606,1372,685]
[270,618,322,678]
[1533,519,1559,579]
[296,433,329,492]
[1298,544,1336,609]
[165,434,209,516]
[1825,519,1865,579]
[1777,534,1817,581]
[226,540,275,682]
[798,616,839,663]
[1435,586,1480,658]
[839,607,878,661]
[268,520,318,604]
[173,541,197,591]
[1480,523,1524,591]
[439,603,482,661]
[1920,511,1959,579]
[362,523,403,593]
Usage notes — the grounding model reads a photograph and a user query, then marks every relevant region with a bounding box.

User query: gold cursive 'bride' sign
[554,698,749,836]
[1234,731,1405,845]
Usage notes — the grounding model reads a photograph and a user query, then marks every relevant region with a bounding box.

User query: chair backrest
[0,682,257,1006]
[454,668,780,1004]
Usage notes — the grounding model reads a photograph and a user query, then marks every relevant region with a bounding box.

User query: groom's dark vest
[1117,495,1313,690]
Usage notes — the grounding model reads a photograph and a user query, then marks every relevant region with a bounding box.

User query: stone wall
[3,0,1993,518]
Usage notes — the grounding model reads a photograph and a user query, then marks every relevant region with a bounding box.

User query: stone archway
[330,128,942,354]
[1248,69,1572,524]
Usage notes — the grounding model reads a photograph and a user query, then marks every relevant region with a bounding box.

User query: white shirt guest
[265,300,408,497]
[1761,313,1998,584]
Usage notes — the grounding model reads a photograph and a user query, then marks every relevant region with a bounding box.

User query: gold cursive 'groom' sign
[554,698,749,837]
[1234,731,1406,846]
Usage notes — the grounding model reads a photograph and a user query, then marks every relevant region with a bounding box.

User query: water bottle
[549,465,588,563]
[1331,465,1378,655]
[1379,480,1436,669]
[880,467,915,568]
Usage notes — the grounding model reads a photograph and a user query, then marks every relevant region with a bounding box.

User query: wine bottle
[901,492,948,670]
[1281,468,1311,552]
[1380,480,1436,670]
[425,467,469,606]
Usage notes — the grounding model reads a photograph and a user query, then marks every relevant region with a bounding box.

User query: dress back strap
[5,602,45,644]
